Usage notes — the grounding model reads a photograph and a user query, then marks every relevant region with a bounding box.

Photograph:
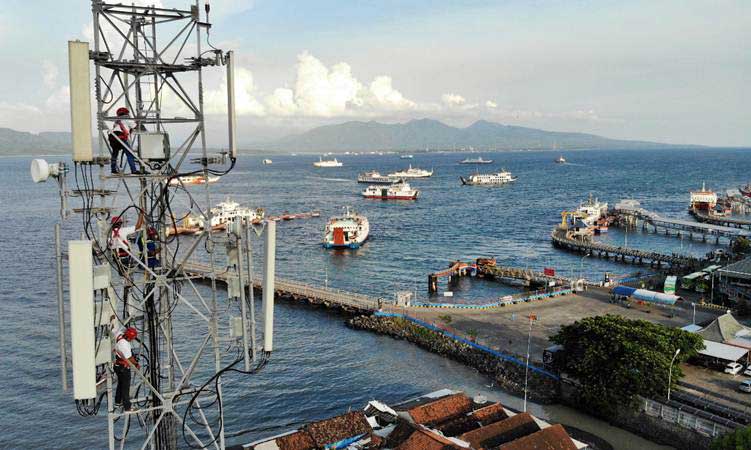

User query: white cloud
[45,86,70,111]
[265,88,297,116]
[441,93,466,107]
[206,67,265,116]
[293,52,363,116]
[42,61,59,89]
[485,100,497,109]
[367,76,416,110]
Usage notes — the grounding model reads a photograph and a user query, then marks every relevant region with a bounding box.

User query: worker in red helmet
[108,213,144,267]
[108,106,138,174]
[111,318,140,411]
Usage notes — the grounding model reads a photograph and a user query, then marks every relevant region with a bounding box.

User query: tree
[550,315,704,416]
[711,426,751,450]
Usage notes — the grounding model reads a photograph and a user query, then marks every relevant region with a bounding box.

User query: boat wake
[314,177,353,183]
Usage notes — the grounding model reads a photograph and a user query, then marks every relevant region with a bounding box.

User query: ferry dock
[183,262,380,313]
[427,258,571,294]
[611,199,751,244]
[551,226,703,270]
[689,209,751,230]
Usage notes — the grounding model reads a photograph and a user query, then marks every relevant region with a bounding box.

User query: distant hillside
[0,128,71,155]
[266,118,688,152]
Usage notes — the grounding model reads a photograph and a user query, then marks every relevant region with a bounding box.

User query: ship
[168,174,219,186]
[387,164,433,178]
[400,154,414,159]
[460,169,516,185]
[313,156,342,168]
[689,182,718,211]
[322,207,369,249]
[555,155,566,164]
[740,182,751,198]
[576,193,608,227]
[459,157,493,164]
[262,158,272,165]
[362,181,420,200]
[357,170,397,184]
[184,197,264,229]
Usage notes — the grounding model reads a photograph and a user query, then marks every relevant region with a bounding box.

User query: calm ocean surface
[2,147,749,449]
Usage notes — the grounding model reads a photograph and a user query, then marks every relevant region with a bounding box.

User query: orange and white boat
[169,174,219,186]
[322,207,369,249]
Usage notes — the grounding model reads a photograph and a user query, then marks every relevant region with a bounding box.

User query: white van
[739,379,751,393]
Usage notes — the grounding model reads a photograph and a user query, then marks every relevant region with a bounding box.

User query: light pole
[523,314,537,412]
[667,348,681,401]
[691,302,696,325]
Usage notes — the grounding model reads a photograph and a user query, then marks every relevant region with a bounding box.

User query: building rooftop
[697,312,751,349]
[717,257,751,280]
[245,390,586,450]
[498,424,579,450]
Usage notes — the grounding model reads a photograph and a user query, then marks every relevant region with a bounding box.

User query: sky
[0,0,749,146]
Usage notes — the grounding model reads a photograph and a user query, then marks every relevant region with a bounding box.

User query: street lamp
[523,314,537,412]
[667,348,681,401]
[691,302,696,325]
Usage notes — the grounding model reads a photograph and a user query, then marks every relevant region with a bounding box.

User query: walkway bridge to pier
[551,227,704,271]
[427,258,571,294]
[183,261,380,312]
[689,209,751,230]
[612,200,751,243]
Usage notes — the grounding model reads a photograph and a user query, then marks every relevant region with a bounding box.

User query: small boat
[357,170,397,184]
[313,157,342,168]
[322,207,369,249]
[169,174,220,186]
[555,155,566,164]
[400,154,414,159]
[262,159,273,165]
[184,197,264,229]
[362,181,419,200]
[459,157,493,164]
[460,169,516,185]
[387,164,433,178]
[740,182,751,198]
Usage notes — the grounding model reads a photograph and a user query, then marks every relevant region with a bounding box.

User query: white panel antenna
[68,41,93,162]
[68,240,96,400]
[226,50,237,159]
[262,221,276,352]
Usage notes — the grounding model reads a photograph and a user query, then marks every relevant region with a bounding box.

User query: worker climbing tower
[32,2,275,449]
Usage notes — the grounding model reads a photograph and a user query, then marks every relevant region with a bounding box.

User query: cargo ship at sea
[362,181,419,200]
[313,157,342,167]
[322,207,370,249]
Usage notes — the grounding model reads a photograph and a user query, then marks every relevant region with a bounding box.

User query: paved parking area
[679,364,751,414]
[397,287,718,359]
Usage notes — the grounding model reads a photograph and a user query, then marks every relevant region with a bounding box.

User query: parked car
[744,367,751,377]
[740,379,751,393]
[725,362,744,375]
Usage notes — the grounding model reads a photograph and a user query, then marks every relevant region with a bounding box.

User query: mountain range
[1,119,693,156]
[266,119,687,152]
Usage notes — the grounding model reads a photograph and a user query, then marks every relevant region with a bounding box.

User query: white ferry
[387,164,433,178]
[322,208,369,249]
[357,170,397,184]
[185,197,264,229]
[459,157,493,164]
[362,181,419,200]
[168,174,220,186]
[313,157,342,168]
[460,169,516,185]
[262,159,272,165]
[577,193,608,227]
[400,154,414,159]
[555,155,566,164]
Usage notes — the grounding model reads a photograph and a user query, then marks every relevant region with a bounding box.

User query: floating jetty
[611,200,751,244]
[183,261,379,312]
[551,227,703,270]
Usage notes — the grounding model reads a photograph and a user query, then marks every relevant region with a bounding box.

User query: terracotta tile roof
[386,419,420,448]
[459,413,539,449]
[395,428,465,450]
[434,415,481,437]
[470,403,508,425]
[275,431,315,450]
[498,424,577,450]
[304,411,372,447]
[407,393,473,425]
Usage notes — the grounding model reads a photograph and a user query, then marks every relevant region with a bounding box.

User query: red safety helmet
[123,327,138,340]
[116,107,130,117]
[111,216,123,226]
[147,227,158,238]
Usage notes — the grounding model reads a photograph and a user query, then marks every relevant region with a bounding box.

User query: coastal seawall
[347,314,560,404]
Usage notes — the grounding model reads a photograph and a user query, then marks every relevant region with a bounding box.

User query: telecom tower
[31,2,275,449]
